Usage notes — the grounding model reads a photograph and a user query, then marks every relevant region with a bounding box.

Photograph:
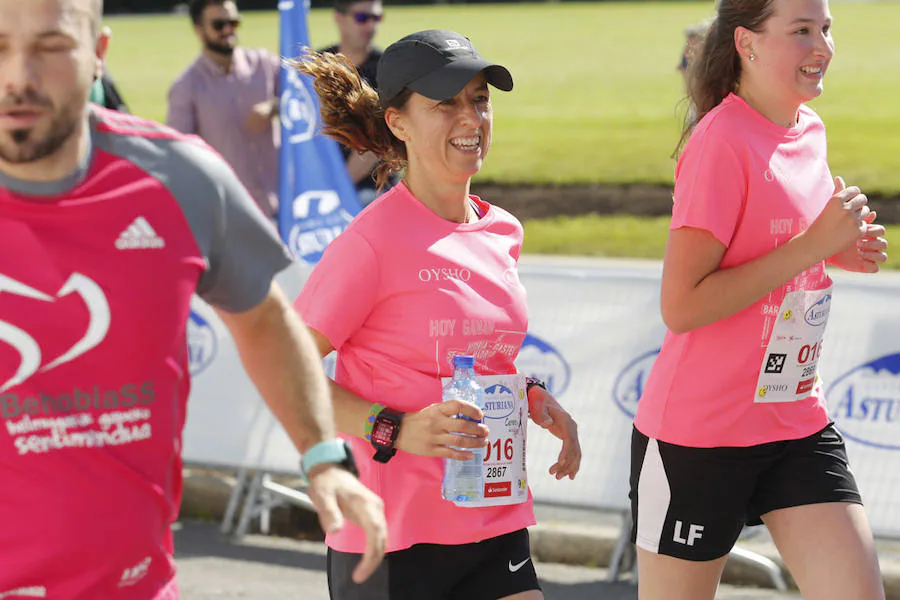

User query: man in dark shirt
[320,0,392,206]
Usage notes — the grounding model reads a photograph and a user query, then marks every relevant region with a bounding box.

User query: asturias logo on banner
[612,348,660,418]
[827,353,900,450]
[287,190,355,264]
[483,384,516,420]
[804,293,831,327]
[515,333,571,397]
[187,310,217,376]
[280,67,317,145]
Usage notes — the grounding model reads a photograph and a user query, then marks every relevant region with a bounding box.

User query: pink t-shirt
[634,93,833,448]
[295,182,535,553]
[0,108,291,598]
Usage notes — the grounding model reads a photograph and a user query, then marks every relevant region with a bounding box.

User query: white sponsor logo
[115,216,165,250]
[417,267,472,283]
[119,556,152,587]
[0,587,47,599]
[508,557,530,572]
[445,39,464,50]
[0,274,110,392]
[673,520,704,546]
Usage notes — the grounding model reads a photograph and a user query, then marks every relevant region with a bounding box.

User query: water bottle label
[442,373,529,508]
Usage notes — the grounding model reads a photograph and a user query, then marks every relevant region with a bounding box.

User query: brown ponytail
[676,0,775,155]
[287,50,410,189]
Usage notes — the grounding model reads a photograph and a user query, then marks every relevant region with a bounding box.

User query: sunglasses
[352,12,383,24]
[210,18,241,31]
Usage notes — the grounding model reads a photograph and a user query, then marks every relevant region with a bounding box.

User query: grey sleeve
[93,127,293,312]
[173,140,293,312]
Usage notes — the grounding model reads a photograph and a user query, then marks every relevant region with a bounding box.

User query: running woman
[292,30,582,600]
[630,0,888,598]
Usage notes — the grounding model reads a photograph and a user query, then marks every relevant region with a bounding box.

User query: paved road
[174,520,801,599]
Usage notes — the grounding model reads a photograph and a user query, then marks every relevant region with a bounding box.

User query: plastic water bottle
[441,355,486,504]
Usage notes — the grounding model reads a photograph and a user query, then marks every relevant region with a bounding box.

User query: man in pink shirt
[0,0,386,597]
[167,0,280,218]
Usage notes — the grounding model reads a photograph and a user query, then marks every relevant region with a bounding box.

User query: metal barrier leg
[260,473,272,535]
[234,470,264,540]
[729,545,789,592]
[261,478,317,512]
[606,509,635,584]
[220,467,249,535]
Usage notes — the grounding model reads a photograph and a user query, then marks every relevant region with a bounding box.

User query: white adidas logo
[115,217,165,250]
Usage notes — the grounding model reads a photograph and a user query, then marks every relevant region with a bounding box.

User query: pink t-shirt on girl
[295,182,535,553]
[634,93,834,448]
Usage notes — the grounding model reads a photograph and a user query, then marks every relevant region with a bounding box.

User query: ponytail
[288,50,410,189]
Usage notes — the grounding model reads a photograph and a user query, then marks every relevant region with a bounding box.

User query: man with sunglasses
[319,0,394,206]
[168,0,281,219]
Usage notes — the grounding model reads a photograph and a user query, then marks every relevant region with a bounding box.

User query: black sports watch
[370,408,404,463]
[525,376,547,393]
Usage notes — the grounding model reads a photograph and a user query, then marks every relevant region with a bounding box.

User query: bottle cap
[452,355,475,368]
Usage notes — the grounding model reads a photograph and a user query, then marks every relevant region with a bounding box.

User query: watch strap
[363,402,387,442]
[370,408,404,464]
[300,439,349,483]
[525,376,547,392]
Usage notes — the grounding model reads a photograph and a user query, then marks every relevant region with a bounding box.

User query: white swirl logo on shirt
[611,348,660,419]
[280,67,317,145]
[514,333,571,397]
[0,273,110,392]
[828,353,900,450]
[804,293,831,327]
[187,309,217,376]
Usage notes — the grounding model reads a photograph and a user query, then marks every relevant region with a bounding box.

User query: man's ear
[93,27,111,80]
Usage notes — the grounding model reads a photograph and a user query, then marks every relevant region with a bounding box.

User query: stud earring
[749,52,757,62]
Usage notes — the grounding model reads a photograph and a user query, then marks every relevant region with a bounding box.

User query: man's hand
[306,465,387,583]
[244,99,277,134]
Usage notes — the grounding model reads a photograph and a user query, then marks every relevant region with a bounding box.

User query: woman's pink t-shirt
[634,93,834,448]
[295,182,535,553]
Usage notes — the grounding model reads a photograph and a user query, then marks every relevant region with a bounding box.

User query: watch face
[371,418,396,447]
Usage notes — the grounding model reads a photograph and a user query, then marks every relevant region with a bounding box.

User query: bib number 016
[484,437,514,462]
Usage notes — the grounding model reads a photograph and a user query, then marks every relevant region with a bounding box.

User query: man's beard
[204,38,235,56]
[0,91,79,165]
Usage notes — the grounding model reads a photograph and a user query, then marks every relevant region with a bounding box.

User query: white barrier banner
[183,257,900,538]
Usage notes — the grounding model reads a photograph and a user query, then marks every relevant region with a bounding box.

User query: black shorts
[327,529,540,600]
[630,423,862,561]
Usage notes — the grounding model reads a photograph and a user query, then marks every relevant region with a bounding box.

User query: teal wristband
[300,439,356,484]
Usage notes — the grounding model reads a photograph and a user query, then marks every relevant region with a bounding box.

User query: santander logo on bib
[0,273,110,392]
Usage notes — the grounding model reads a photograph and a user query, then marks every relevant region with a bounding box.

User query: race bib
[755,286,832,403]
[442,373,528,508]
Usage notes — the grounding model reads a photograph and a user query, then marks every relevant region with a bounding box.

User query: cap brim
[407,58,513,102]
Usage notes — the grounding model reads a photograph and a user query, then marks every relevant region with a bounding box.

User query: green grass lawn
[522,214,900,270]
[104,2,900,193]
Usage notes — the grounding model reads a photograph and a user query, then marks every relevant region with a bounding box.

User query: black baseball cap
[376,29,514,105]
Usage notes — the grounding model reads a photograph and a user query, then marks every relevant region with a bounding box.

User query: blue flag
[277,0,362,264]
